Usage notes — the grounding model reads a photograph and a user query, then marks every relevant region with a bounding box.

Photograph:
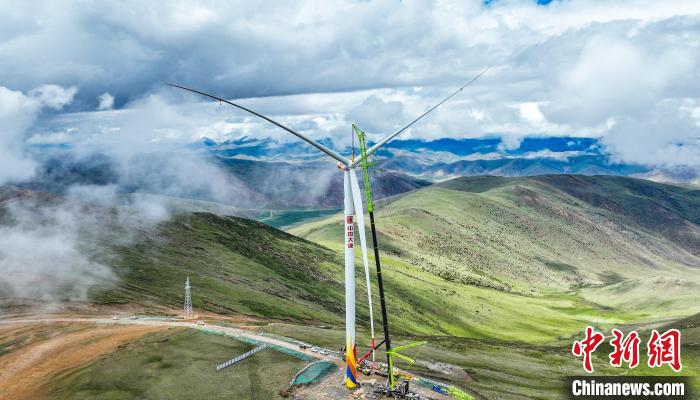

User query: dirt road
[0,316,332,361]
[0,316,335,399]
[0,323,165,400]
[0,317,452,400]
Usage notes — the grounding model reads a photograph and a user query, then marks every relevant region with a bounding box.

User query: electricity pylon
[184,277,193,319]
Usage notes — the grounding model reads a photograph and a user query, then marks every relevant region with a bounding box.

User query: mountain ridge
[292,175,700,307]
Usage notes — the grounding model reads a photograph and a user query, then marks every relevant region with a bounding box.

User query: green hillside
[95,213,347,323]
[45,329,305,400]
[4,175,700,399]
[89,212,622,342]
[291,175,700,315]
[5,175,699,337]
[49,174,700,337]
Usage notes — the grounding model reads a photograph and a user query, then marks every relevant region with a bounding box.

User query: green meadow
[11,175,699,399]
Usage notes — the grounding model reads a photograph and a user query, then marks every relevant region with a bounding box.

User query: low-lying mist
[0,85,278,308]
[0,186,166,305]
[0,84,409,308]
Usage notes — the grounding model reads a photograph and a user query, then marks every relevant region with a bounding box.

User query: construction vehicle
[358,360,373,376]
[374,380,421,399]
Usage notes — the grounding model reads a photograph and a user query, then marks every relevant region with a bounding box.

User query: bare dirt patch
[0,323,165,400]
[424,361,472,381]
[290,368,451,400]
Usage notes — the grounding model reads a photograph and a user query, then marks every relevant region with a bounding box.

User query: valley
[1,175,699,399]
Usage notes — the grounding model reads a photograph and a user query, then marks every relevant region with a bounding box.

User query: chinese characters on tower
[346,216,354,249]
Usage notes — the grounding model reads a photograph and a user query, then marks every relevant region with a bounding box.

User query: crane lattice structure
[184,277,193,319]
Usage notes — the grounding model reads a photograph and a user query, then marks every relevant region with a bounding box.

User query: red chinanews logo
[572,326,682,373]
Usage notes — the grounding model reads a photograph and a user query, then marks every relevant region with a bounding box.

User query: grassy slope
[263,315,700,400]
[94,212,617,342]
[10,174,699,400]
[284,175,700,398]
[95,175,700,342]
[291,175,700,315]
[95,213,346,324]
[45,328,305,400]
[257,208,341,229]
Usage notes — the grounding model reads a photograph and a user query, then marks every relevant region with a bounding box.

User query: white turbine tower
[169,68,486,388]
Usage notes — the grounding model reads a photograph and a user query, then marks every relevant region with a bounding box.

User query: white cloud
[1,0,700,168]
[28,84,78,109]
[518,102,545,125]
[97,92,114,110]
[347,94,405,134]
[26,130,71,145]
[691,106,700,126]
[0,84,76,184]
[468,108,486,121]
[499,134,524,151]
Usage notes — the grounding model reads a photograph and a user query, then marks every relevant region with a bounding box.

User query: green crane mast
[353,124,396,387]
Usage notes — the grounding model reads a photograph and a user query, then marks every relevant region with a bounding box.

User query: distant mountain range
[19,135,698,209]
[19,151,430,209]
[192,135,652,179]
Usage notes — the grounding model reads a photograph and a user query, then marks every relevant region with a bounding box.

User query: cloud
[498,134,524,151]
[347,94,405,134]
[0,183,177,303]
[601,99,700,167]
[0,84,77,185]
[2,0,700,168]
[29,84,78,109]
[0,198,117,302]
[549,34,696,125]
[518,102,545,125]
[0,84,269,305]
[468,108,486,121]
[97,92,114,110]
[0,88,253,305]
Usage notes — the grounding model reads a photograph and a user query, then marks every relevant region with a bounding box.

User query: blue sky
[1,0,700,186]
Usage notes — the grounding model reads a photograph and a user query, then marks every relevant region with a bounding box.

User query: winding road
[0,316,337,362]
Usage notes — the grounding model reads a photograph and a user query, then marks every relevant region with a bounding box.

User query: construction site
[163,71,489,400]
[1,264,472,399]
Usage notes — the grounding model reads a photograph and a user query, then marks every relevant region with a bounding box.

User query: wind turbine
[168,68,487,389]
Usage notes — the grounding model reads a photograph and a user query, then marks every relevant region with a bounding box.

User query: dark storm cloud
[0,1,488,109]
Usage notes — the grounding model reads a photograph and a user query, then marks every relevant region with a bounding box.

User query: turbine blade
[168,84,351,165]
[349,169,375,349]
[356,67,489,164]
